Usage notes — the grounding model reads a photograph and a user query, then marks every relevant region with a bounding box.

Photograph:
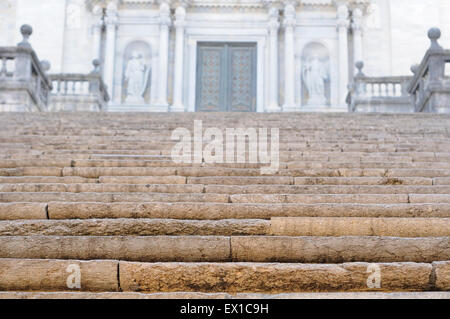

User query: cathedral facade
[1,0,450,112]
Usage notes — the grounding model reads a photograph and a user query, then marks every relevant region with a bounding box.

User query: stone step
[0,192,228,203]
[229,194,409,204]
[0,236,230,262]
[0,236,449,263]
[10,166,436,179]
[0,259,448,293]
[194,176,432,186]
[2,291,450,299]
[270,217,450,237]
[0,176,97,184]
[0,203,47,220]
[206,185,450,194]
[118,261,450,293]
[0,259,118,292]
[0,189,435,204]
[1,183,449,195]
[1,217,448,238]
[0,167,62,177]
[0,219,269,236]
[46,202,450,220]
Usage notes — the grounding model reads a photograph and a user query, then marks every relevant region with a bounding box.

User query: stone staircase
[0,112,449,299]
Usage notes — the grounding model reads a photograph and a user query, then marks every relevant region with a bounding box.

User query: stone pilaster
[104,2,118,102]
[267,6,280,112]
[283,1,297,111]
[336,2,350,108]
[156,1,171,110]
[171,4,187,112]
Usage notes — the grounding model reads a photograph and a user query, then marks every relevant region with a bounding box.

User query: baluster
[83,81,89,94]
[69,81,75,94]
[64,80,68,94]
[387,83,393,96]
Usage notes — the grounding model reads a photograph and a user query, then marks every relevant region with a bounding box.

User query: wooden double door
[196,42,257,112]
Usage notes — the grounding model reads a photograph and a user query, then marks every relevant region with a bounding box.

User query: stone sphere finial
[410,64,419,74]
[428,27,443,51]
[40,60,51,72]
[355,61,364,76]
[18,24,33,48]
[91,59,101,73]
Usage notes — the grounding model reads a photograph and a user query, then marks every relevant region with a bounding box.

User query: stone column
[156,1,171,110]
[352,7,364,69]
[91,5,103,63]
[267,7,280,112]
[283,2,296,111]
[171,5,187,112]
[337,2,350,107]
[104,2,118,101]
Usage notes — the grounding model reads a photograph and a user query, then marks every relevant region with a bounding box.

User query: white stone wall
[0,0,17,47]
[15,0,67,72]
[363,0,450,77]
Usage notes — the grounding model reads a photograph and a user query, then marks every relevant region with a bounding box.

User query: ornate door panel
[196,42,256,112]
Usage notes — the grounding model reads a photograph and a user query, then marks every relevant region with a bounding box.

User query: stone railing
[408,28,450,113]
[347,62,414,113]
[49,60,109,112]
[0,25,52,112]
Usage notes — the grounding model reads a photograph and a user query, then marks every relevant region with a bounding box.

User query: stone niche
[301,42,331,108]
[121,41,152,105]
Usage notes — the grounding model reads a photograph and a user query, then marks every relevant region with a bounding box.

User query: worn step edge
[0,236,449,263]
[0,219,270,236]
[46,202,450,220]
[270,217,450,237]
[1,259,449,293]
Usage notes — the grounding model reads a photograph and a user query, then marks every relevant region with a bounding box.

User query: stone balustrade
[408,28,450,113]
[347,62,414,113]
[0,25,52,112]
[49,60,109,112]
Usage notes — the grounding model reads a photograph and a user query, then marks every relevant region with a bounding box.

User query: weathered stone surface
[0,167,62,177]
[271,217,450,237]
[409,194,450,203]
[62,167,176,178]
[231,236,450,263]
[433,261,450,291]
[119,262,432,293]
[230,194,408,204]
[206,184,449,194]
[188,176,293,185]
[0,176,97,184]
[0,203,47,220]
[0,219,269,236]
[0,183,203,194]
[47,202,450,220]
[99,176,186,184]
[0,192,228,203]
[0,236,230,262]
[0,259,118,291]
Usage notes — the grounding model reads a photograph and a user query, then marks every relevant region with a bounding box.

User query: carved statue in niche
[125,51,150,104]
[303,54,329,105]
[122,41,152,104]
[301,43,330,107]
